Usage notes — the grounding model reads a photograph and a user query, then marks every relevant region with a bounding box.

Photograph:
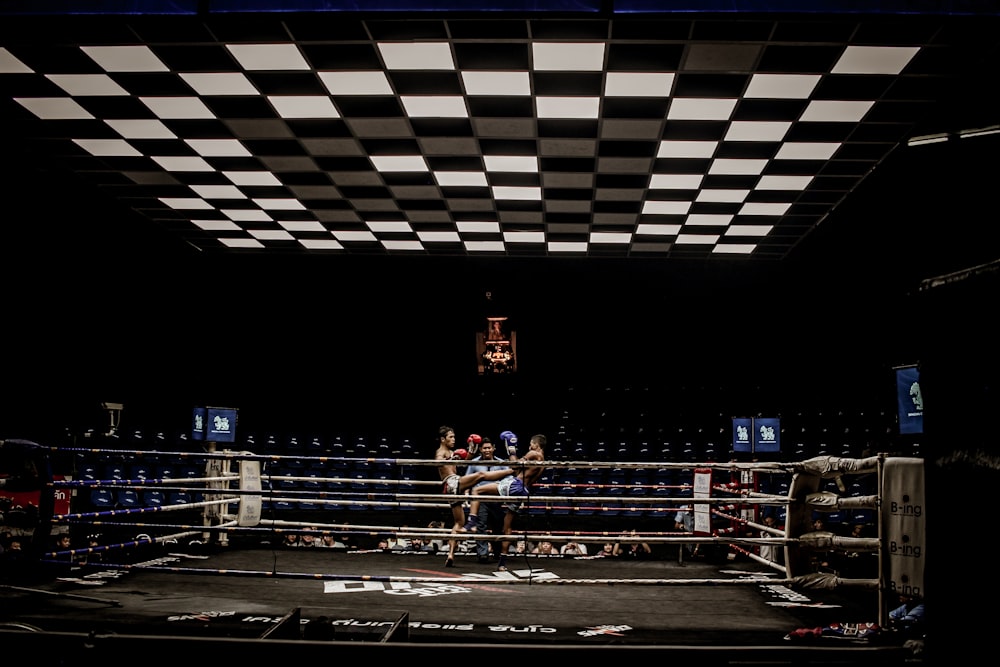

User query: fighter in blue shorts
[464,433,547,570]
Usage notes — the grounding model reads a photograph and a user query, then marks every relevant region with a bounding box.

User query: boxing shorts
[442,474,463,507]
[498,476,527,512]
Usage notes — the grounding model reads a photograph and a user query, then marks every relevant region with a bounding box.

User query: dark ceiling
[2,3,999,441]
[2,4,998,265]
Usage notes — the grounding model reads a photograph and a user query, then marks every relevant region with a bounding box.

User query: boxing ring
[1,437,924,662]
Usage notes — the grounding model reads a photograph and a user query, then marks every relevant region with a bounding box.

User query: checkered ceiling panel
[0,12,990,259]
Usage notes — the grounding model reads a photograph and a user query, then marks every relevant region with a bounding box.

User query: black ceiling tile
[606,42,685,71]
[388,71,463,95]
[808,174,858,192]
[715,142,779,160]
[700,174,757,190]
[453,42,531,69]
[836,142,896,160]
[852,17,943,45]
[672,73,750,98]
[660,120,728,141]
[763,159,821,176]
[850,121,910,142]
[542,172,593,188]
[733,99,808,122]
[7,44,106,74]
[597,139,657,157]
[595,173,648,188]
[865,100,934,127]
[277,171,335,186]
[688,202,740,215]
[90,156,161,171]
[381,172,435,186]
[365,19,449,41]
[539,157,597,172]
[472,117,537,138]
[593,200,641,214]
[783,122,854,142]
[689,19,775,42]
[532,72,603,96]
[359,137,422,155]
[284,119,351,139]
[466,97,535,118]
[338,185,392,198]
[653,157,712,173]
[537,119,598,138]
[0,74,64,98]
[238,155,300,171]
[756,44,842,73]
[396,198,447,210]
[128,138,194,155]
[123,170,182,185]
[474,138,533,155]
[819,160,877,177]
[610,19,692,41]
[448,19,529,40]
[409,118,473,137]
[298,43,382,69]
[682,43,762,72]
[334,97,405,118]
[149,44,237,72]
[202,15,292,42]
[240,138,307,156]
[426,155,484,170]
[886,75,949,103]
[814,75,895,101]
[201,95,276,118]
[283,17,370,42]
[224,118,294,138]
[127,16,219,44]
[544,188,594,201]
[488,172,539,188]
[243,72,328,96]
[446,196,496,210]
[495,199,543,213]
[529,19,610,40]
[646,188,698,200]
[770,19,859,43]
[602,98,669,119]
[159,119,233,139]
[72,95,152,119]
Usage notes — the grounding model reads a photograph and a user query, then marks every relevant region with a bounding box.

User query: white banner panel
[882,457,926,597]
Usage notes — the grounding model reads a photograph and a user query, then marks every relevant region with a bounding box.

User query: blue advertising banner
[191,407,207,441]
[732,417,753,453]
[753,417,781,454]
[206,407,238,443]
[896,365,924,435]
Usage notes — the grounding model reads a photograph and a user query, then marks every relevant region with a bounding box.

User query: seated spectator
[281,533,300,548]
[560,540,588,556]
[888,592,925,636]
[531,538,559,556]
[408,537,436,552]
[613,529,652,559]
[317,533,345,549]
[594,542,615,558]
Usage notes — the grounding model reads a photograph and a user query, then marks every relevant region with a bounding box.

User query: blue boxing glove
[500,430,518,457]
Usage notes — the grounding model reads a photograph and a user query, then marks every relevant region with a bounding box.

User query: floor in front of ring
[2,544,883,647]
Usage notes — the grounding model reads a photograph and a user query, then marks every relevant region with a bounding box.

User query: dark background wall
[2,134,997,448]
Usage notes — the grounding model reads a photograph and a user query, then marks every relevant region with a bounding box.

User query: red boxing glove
[452,448,469,460]
[467,433,482,455]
